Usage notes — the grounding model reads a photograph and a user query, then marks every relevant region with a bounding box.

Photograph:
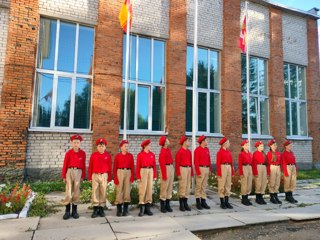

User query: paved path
[1,179,320,240]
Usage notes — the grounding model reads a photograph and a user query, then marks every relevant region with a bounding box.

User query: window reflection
[77,26,94,75]
[74,78,91,129]
[55,77,71,127]
[58,22,76,72]
[138,86,149,129]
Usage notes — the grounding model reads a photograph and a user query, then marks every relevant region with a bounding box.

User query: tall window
[32,18,94,130]
[284,63,307,136]
[186,46,220,134]
[241,55,269,135]
[120,35,166,132]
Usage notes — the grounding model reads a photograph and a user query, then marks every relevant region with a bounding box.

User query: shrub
[28,193,59,217]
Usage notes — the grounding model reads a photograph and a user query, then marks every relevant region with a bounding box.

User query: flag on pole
[239,16,247,53]
[119,0,132,33]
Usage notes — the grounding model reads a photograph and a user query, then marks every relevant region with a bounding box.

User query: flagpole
[123,1,131,140]
[245,1,251,152]
[192,0,198,192]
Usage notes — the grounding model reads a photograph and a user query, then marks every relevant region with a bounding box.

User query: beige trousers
[255,165,268,194]
[178,166,191,198]
[269,165,281,193]
[240,165,253,195]
[63,168,82,205]
[115,169,132,204]
[218,164,232,198]
[284,165,297,192]
[195,167,209,199]
[92,173,108,207]
[160,165,174,200]
[138,168,154,204]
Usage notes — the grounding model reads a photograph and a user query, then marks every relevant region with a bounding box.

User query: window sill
[185,132,224,138]
[119,130,167,136]
[286,136,313,141]
[28,128,93,134]
[242,134,274,140]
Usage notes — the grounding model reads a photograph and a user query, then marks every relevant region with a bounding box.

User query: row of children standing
[61,134,298,220]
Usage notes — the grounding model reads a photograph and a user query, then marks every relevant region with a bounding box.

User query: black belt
[271,164,280,166]
[287,164,295,166]
[142,167,153,169]
[257,164,266,166]
[166,164,173,166]
[180,165,191,168]
[94,173,106,175]
[69,167,81,169]
[242,164,251,166]
[222,163,230,165]
[119,168,131,170]
[199,165,209,168]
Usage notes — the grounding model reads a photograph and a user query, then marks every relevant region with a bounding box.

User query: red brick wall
[221,0,242,160]
[166,0,187,155]
[306,18,320,163]
[268,8,286,145]
[92,0,123,157]
[0,0,39,175]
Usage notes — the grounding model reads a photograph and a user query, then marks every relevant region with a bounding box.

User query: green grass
[297,169,320,180]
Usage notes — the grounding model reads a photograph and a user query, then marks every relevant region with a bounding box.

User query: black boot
[98,206,105,217]
[144,203,153,216]
[290,192,298,203]
[117,204,122,217]
[63,203,71,220]
[123,202,129,216]
[138,204,145,217]
[256,194,263,205]
[183,198,191,211]
[165,199,173,212]
[246,195,253,205]
[285,192,291,202]
[201,198,210,209]
[179,198,185,212]
[274,193,282,204]
[260,194,267,205]
[225,196,233,209]
[241,195,250,206]
[196,198,203,210]
[71,204,79,219]
[91,206,98,218]
[270,193,277,204]
[220,198,227,209]
[160,200,167,213]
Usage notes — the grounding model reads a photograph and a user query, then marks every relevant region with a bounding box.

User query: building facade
[0,0,319,180]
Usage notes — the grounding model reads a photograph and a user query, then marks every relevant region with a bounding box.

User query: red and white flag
[239,16,247,53]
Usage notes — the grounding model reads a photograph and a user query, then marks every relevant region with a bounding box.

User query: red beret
[283,140,292,147]
[159,136,166,146]
[268,139,276,147]
[70,134,83,142]
[219,137,228,145]
[119,140,128,148]
[241,140,249,146]
[179,135,188,145]
[255,141,263,148]
[197,135,206,144]
[96,138,107,145]
[141,139,151,148]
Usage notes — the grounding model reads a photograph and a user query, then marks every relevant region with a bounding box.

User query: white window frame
[120,35,166,135]
[30,18,94,132]
[284,63,308,137]
[241,56,270,138]
[185,46,221,136]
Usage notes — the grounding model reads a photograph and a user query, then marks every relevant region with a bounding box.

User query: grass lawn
[297,169,320,180]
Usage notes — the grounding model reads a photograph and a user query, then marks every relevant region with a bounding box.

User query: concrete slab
[135,230,200,240]
[111,216,186,240]
[0,232,33,240]
[228,210,289,225]
[271,204,320,221]
[33,223,116,240]
[173,213,245,231]
[0,217,39,240]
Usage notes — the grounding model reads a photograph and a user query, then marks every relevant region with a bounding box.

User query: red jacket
[136,151,157,180]
[194,146,212,176]
[62,149,86,179]
[158,147,174,180]
[281,150,297,177]
[175,147,194,177]
[252,151,267,176]
[113,152,134,185]
[238,151,252,176]
[267,151,281,176]
[88,151,112,181]
[216,148,234,177]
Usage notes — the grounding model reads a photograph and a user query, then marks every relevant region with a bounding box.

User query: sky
[272,0,320,49]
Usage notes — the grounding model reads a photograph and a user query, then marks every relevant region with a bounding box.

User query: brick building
[0,0,319,180]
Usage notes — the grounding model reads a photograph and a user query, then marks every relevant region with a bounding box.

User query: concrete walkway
[1,179,320,240]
